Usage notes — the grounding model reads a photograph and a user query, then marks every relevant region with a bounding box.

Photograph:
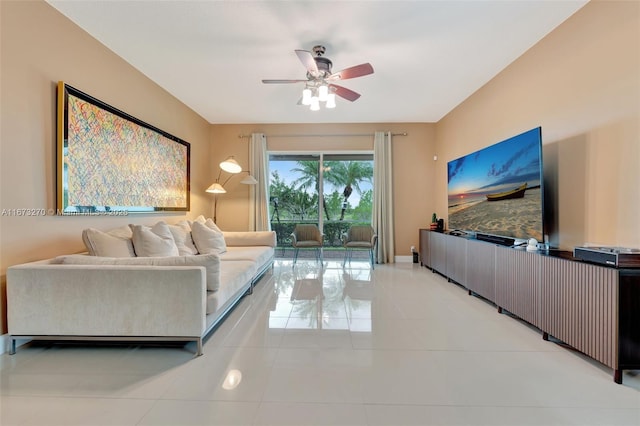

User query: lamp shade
[310,96,320,111]
[301,88,312,106]
[220,157,242,173]
[240,174,258,185]
[206,182,226,193]
[318,84,329,102]
[326,93,336,108]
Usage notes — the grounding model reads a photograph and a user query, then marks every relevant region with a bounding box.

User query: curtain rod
[238,132,407,139]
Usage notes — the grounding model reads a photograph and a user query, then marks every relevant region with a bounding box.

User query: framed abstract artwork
[56,82,190,214]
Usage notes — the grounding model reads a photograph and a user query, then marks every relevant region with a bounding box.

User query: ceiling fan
[261,45,374,110]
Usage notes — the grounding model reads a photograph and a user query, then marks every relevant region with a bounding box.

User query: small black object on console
[476,233,515,247]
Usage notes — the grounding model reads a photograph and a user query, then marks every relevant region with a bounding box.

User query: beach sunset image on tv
[447,127,543,241]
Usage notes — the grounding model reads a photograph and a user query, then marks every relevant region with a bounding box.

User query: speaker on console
[436,218,444,232]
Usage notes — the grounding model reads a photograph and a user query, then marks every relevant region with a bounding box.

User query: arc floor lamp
[206,156,257,222]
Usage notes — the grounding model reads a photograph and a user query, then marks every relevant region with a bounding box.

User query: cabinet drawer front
[495,247,541,327]
[541,257,618,368]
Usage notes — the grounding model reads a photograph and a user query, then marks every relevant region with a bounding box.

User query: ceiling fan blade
[295,49,318,74]
[328,63,374,81]
[329,84,361,102]
[262,79,308,84]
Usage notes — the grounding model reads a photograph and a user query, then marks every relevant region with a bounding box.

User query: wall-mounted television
[447,127,543,244]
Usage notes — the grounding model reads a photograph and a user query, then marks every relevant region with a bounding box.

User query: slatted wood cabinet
[419,229,640,384]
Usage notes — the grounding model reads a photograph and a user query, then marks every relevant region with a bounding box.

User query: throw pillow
[204,218,223,233]
[168,220,199,256]
[192,215,222,232]
[82,226,136,257]
[55,253,221,291]
[130,221,179,257]
[191,221,227,255]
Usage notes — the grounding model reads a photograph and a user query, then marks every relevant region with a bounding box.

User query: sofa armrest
[223,231,277,247]
[7,264,207,337]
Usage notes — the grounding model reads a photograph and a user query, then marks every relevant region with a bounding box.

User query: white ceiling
[46,0,587,124]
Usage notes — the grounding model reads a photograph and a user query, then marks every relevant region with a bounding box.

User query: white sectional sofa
[6,218,276,355]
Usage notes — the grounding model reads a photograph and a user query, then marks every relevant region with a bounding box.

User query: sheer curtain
[248,133,270,231]
[373,131,395,264]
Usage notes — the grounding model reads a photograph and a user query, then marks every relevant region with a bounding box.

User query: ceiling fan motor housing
[311,45,332,78]
[314,57,332,75]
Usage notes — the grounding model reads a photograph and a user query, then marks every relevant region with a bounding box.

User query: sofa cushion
[206,260,256,314]
[191,221,227,255]
[82,226,135,257]
[130,221,179,257]
[54,253,222,291]
[168,221,199,256]
[223,231,277,247]
[221,246,274,266]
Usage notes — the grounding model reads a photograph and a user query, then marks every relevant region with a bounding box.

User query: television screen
[447,127,543,242]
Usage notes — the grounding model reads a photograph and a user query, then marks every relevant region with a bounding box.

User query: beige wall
[210,123,437,256]
[0,1,213,333]
[436,0,640,251]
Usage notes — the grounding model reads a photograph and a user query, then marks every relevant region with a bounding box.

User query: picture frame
[56,81,190,214]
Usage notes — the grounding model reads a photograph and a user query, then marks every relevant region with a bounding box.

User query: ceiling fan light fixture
[318,84,329,102]
[310,96,320,111]
[326,93,336,109]
[301,88,312,105]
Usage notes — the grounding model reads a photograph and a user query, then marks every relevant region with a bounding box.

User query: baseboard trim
[395,255,413,263]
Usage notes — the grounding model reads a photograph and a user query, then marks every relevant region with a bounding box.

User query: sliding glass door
[268,153,373,250]
[269,154,321,248]
[321,154,373,246]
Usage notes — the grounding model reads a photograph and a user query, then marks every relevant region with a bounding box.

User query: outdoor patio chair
[290,224,323,264]
[342,225,377,268]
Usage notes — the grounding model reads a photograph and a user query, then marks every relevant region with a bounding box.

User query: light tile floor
[1,260,639,426]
